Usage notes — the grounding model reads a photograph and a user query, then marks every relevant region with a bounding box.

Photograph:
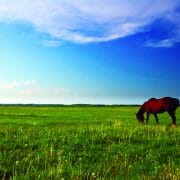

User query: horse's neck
[138,105,145,114]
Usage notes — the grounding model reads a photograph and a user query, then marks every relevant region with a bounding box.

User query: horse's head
[136,112,144,123]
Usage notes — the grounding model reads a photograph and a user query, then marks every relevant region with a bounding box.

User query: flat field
[0,106,179,179]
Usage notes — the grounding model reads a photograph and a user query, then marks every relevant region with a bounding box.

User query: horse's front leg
[146,113,150,124]
[154,113,159,124]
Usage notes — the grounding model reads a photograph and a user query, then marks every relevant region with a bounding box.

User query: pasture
[0,105,179,179]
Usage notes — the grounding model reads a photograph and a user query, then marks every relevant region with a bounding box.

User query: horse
[136,97,179,127]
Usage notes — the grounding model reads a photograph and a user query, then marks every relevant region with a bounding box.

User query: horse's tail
[174,98,180,109]
[177,98,180,107]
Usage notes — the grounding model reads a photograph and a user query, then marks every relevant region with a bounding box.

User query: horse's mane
[148,98,156,101]
[138,104,145,114]
[139,98,155,113]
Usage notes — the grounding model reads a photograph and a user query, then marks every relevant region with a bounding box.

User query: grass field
[0,105,179,179]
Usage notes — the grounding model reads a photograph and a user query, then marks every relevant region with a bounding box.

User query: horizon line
[0,103,140,106]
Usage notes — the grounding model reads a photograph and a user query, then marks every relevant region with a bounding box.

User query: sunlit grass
[0,106,179,179]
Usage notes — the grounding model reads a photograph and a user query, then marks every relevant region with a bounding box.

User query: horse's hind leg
[167,111,176,126]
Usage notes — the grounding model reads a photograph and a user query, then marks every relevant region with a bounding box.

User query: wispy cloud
[42,40,62,47]
[146,39,175,48]
[23,80,37,86]
[0,80,37,91]
[0,80,19,90]
[19,87,68,98]
[146,10,180,47]
[0,80,71,103]
[0,0,180,45]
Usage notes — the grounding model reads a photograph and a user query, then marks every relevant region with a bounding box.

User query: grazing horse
[136,97,179,126]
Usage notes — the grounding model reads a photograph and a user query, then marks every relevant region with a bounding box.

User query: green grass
[0,106,179,179]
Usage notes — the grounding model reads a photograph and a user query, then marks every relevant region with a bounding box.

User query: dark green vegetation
[0,106,179,179]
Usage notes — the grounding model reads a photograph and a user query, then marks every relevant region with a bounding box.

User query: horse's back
[144,98,161,113]
[148,97,179,107]
[144,97,179,113]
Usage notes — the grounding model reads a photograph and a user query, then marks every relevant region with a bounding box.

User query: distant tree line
[0,104,140,107]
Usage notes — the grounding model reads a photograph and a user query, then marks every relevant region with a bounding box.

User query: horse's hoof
[172,124,176,128]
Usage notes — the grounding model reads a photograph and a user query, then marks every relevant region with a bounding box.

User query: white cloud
[146,39,175,48]
[42,40,61,47]
[146,10,180,47]
[23,80,37,86]
[19,87,68,98]
[0,80,71,104]
[0,80,37,91]
[0,80,19,90]
[0,0,180,45]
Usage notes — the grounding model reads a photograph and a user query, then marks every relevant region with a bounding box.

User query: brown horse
[136,97,179,126]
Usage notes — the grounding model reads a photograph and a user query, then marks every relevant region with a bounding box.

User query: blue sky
[0,0,180,104]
